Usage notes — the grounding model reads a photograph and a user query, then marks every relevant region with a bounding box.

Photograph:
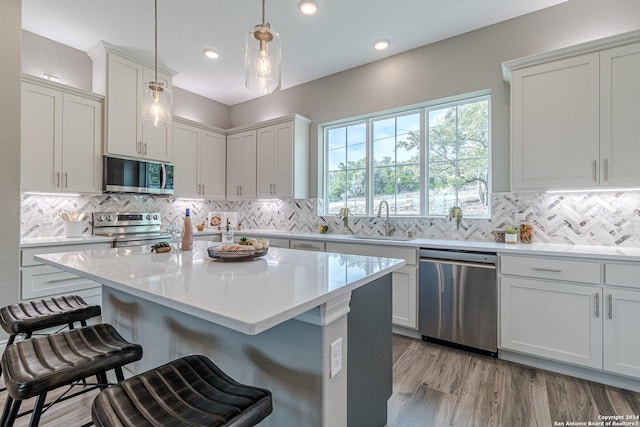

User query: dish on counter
[207,245,269,262]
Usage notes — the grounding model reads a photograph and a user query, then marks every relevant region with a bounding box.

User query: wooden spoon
[60,212,70,222]
[70,212,79,221]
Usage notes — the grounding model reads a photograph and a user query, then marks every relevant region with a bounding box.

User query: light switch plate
[42,211,54,224]
[330,337,342,378]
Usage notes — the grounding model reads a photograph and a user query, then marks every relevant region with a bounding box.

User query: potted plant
[505,226,518,244]
[449,206,463,230]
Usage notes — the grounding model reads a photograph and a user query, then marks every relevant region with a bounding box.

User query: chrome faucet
[340,208,355,234]
[377,200,394,236]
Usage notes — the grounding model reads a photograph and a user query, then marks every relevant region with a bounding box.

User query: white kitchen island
[36,241,405,427]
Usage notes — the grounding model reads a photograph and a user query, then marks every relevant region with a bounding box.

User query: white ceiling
[22,0,568,106]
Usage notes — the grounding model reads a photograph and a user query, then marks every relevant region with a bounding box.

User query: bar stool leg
[1,396,21,427]
[28,393,47,427]
[114,367,125,382]
[5,335,16,346]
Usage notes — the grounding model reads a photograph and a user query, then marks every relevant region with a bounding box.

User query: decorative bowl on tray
[207,245,269,262]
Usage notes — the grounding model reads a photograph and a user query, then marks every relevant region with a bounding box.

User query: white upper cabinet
[226,130,257,200]
[509,54,600,191]
[21,77,102,194]
[89,41,174,162]
[256,116,310,199]
[172,118,225,199]
[600,42,640,187]
[504,33,640,191]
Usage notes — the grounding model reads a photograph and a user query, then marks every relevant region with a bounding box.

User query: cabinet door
[62,94,102,193]
[603,289,640,378]
[500,276,602,369]
[172,122,200,198]
[274,122,294,198]
[227,131,256,200]
[141,68,173,162]
[510,53,600,191]
[600,42,640,187]
[200,130,226,199]
[392,265,418,329]
[256,126,276,198]
[21,82,63,192]
[106,54,142,158]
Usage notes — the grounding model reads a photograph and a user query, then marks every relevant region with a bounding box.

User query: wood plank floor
[1,335,639,426]
[389,335,640,427]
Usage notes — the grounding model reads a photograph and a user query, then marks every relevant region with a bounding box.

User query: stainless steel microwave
[103,156,174,195]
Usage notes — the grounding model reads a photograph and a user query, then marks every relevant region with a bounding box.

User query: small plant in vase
[504,226,518,244]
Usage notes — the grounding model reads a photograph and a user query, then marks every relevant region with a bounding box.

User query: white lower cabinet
[500,277,602,369]
[500,255,640,380]
[20,242,112,304]
[325,242,418,329]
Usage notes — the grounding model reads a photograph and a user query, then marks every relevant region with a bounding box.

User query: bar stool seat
[92,355,273,427]
[0,295,101,345]
[1,324,143,427]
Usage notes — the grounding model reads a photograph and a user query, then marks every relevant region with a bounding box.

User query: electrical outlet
[330,337,342,378]
[282,211,289,221]
[42,211,54,224]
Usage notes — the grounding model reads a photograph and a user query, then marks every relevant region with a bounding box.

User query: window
[323,93,490,217]
[426,97,490,217]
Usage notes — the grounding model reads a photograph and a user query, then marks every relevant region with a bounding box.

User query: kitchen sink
[352,235,416,242]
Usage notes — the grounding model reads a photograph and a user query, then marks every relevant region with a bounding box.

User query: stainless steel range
[93,212,170,248]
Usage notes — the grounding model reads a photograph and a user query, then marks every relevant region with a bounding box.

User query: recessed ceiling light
[203,48,220,59]
[298,0,318,15]
[374,39,390,50]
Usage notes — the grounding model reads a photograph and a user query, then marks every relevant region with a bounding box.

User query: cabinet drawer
[290,240,325,252]
[605,263,640,289]
[22,242,112,267]
[326,242,417,265]
[500,255,600,284]
[21,264,101,300]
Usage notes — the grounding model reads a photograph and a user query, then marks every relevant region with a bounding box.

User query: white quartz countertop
[23,229,640,262]
[35,241,405,335]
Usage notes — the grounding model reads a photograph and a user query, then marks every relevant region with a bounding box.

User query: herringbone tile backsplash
[21,191,640,247]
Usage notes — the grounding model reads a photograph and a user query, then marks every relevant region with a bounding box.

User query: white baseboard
[500,349,640,393]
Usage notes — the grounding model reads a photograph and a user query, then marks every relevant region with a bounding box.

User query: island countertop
[35,241,405,335]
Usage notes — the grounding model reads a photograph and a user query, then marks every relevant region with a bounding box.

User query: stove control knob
[105,215,112,222]
[96,215,103,222]
[152,214,158,220]
[146,214,151,220]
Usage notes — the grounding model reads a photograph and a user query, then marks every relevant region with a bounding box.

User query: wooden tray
[207,246,268,262]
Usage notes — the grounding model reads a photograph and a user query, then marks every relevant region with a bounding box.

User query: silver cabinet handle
[604,158,609,182]
[593,160,597,181]
[273,183,276,194]
[56,171,61,187]
[202,184,205,195]
[608,294,613,319]
[137,141,142,153]
[239,185,242,196]
[64,172,68,188]
[144,142,148,155]
[532,267,562,273]
[595,293,599,318]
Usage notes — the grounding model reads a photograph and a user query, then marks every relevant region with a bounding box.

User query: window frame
[321,90,492,219]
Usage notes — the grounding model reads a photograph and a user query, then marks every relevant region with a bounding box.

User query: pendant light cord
[262,0,266,25]
[154,0,158,88]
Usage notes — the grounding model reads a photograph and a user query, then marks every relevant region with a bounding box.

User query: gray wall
[173,87,230,129]
[1,0,22,335]
[20,30,230,128]
[22,30,93,91]
[228,0,640,196]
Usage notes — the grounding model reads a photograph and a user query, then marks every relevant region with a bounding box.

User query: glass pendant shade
[142,81,172,127]
[245,23,281,95]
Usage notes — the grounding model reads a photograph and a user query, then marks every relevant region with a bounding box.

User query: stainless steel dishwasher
[418,248,497,356]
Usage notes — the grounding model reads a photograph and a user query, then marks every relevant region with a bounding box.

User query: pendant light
[245,0,281,95]
[142,0,171,127]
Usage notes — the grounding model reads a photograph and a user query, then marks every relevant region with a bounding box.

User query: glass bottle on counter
[182,208,193,251]
[518,213,534,244]
[222,218,234,243]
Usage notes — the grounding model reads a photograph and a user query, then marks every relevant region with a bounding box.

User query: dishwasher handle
[419,249,497,265]
[419,258,496,270]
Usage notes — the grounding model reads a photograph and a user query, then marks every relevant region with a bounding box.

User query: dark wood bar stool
[0,295,102,345]
[92,355,272,427]
[1,324,143,427]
